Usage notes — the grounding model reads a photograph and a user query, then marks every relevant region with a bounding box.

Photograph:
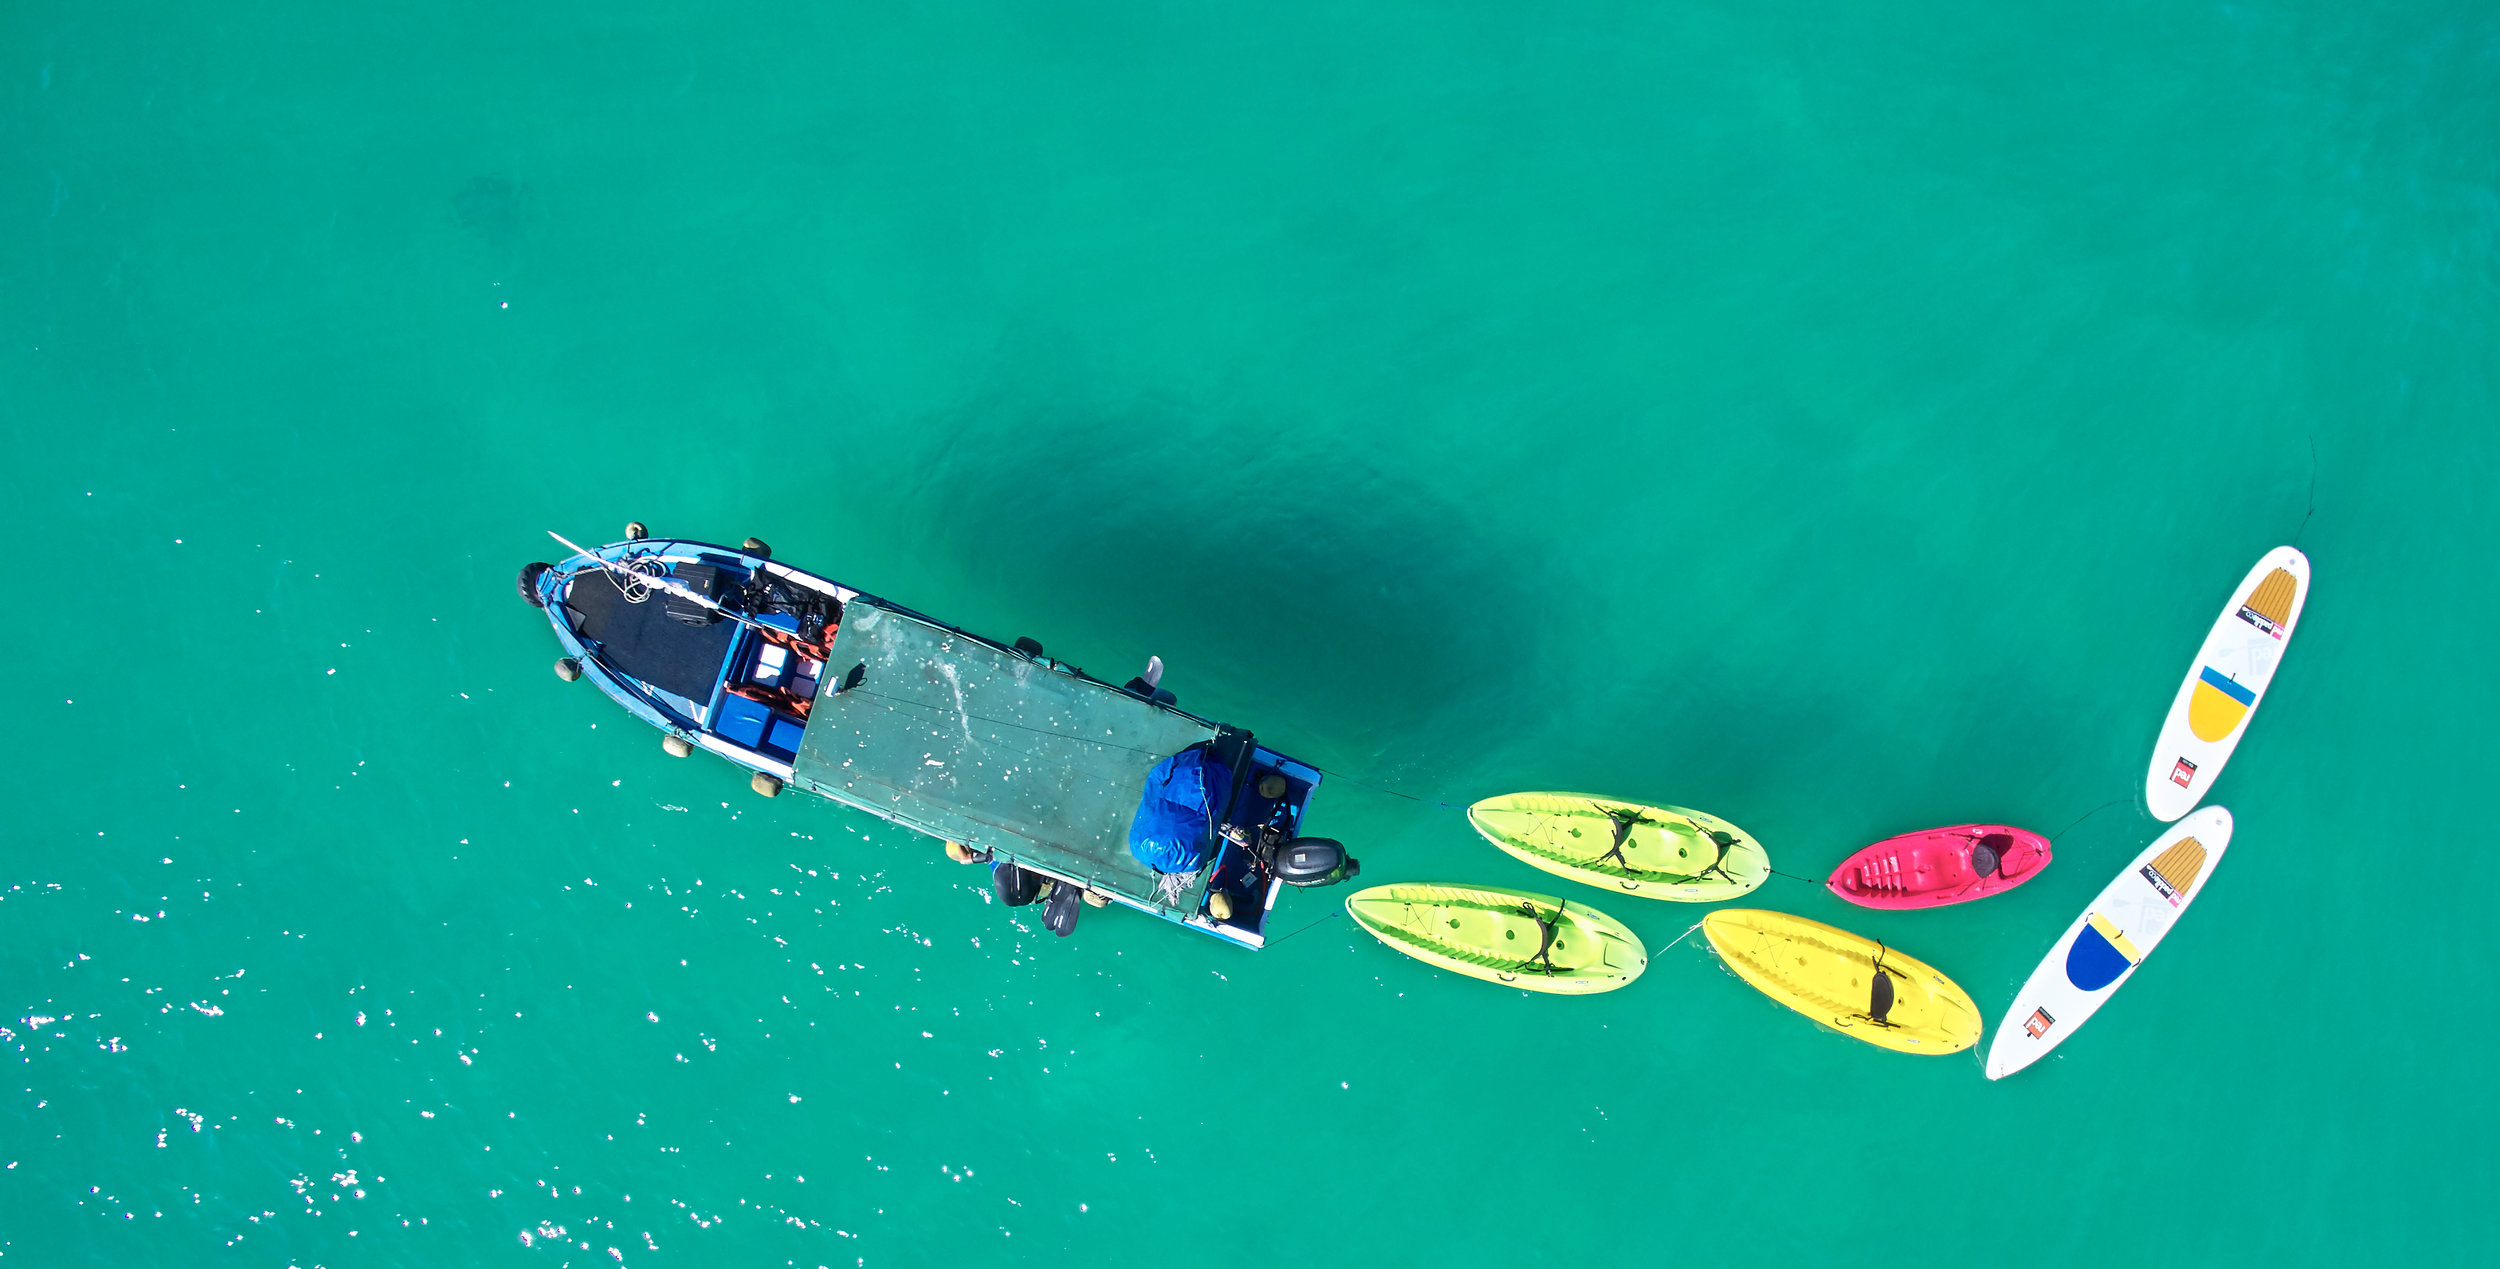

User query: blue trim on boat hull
[538,539,802,779]
[536,535,1331,949]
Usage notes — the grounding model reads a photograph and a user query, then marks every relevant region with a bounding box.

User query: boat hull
[1704,910,1982,1054]
[1346,883,1647,994]
[1467,792,1769,901]
[530,535,1330,949]
[1826,824,2051,910]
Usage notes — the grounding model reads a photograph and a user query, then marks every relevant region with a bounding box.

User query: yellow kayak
[1702,909,1981,1053]
[1468,793,1769,901]
[1345,883,1648,995]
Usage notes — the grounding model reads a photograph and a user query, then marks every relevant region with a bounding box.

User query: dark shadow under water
[892,398,1550,783]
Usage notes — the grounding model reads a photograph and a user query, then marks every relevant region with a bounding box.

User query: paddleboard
[2145,547,2310,822]
[1827,824,2052,910]
[1467,793,1768,901]
[1985,806,2232,1080]
[1345,882,1647,994]
[1702,909,1982,1054]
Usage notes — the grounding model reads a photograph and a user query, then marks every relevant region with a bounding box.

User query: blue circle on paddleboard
[2065,923,2135,992]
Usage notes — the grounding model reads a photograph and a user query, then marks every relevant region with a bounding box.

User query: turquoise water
[6,1,2494,1263]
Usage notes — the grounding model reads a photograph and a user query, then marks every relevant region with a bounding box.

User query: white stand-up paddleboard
[1985,807,2232,1081]
[2143,547,2310,822]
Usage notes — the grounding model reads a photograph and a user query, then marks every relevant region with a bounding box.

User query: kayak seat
[1973,833,2012,877]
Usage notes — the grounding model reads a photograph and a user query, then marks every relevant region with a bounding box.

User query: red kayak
[1826,824,2052,910]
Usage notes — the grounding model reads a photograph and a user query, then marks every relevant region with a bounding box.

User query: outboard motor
[1271,837,1361,887]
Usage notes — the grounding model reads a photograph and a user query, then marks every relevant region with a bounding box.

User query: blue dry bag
[1126,746,1232,874]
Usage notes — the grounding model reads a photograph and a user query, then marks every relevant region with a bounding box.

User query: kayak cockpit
[1826,825,2054,909]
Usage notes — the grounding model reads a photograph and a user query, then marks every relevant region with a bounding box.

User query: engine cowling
[1273,838,1360,887]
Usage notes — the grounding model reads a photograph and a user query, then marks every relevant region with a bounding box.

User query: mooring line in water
[2049,797,2134,845]
[2293,433,2318,548]
[1659,919,1706,952]
[1263,906,1345,948]
[1309,766,1467,810]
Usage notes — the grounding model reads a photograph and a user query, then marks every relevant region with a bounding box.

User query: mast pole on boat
[545,530,779,635]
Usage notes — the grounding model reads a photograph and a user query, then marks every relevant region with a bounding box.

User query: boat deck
[540,536,1322,948]
[790,601,1317,940]
[561,563,741,703]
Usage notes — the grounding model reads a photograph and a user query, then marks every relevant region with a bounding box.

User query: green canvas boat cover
[790,601,1219,912]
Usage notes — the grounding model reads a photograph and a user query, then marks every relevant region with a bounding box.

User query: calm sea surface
[5,2,2494,1264]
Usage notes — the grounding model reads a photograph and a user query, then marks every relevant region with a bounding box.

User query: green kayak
[1467,792,1768,902]
[1345,882,1647,994]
